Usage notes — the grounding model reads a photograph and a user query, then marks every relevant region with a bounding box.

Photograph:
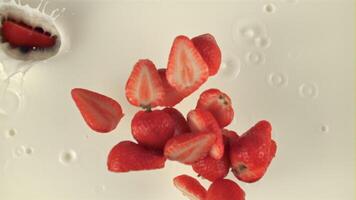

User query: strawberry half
[196,89,234,128]
[166,35,209,95]
[163,107,190,136]
[125,59,164,108]
[71,88,124,133]
[107,141,166,172]
[222,129,239,146]
[173,175,207,200]
[187,109,224,160]
[230,120,275,183]
[192,34,221,76]
[131,109,175,150]
[164,132,216,164]
[158,69,186,107]
[1,20,56,49]
[206,179,245,200]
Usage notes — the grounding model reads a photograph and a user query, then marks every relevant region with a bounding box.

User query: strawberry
[158,69,186,107]
[125,59,164,108]
[166,35,209,95]
[187,109,224,160]
[270,139,277,158]
[131,109,175,150]
[173,175,207,200]
[192,34,221,76]
[222,129,239,146]
[164,132,216,164]
[71,88,123,133]
[196,89,234,128]
[1,20,56,48]
[206,179,245,200]
[107,141,166,172]
[163,107,190,136]
[230,120,274,183]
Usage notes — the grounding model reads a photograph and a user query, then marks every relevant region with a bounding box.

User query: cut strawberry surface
[158,69,186,107]
[173,175,207,200]
[107,141,166,172]
[187,109,224,160]
[166,35,209,95]
[192,34,221,76]
[164,132,216,164]
[206,179,245,200]
[1,20,56,49]
[125,59,164,108]
[196,88,234,128]
[71,88,123,133]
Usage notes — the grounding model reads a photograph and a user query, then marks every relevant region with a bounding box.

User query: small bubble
[5,128,16,138]
[268,73,288,88]
[13,146,25,158]
[233,19,268,44]
[25,147,34,155]
[254,36,271,49]
[320,125,329,133]
[59,150,77,165]
[0,89,22,116]
[299,83,319,99]
[94,185,107,193]
[246,51,265,65]
[241,28,256,39]
[220,57,242,80]
[263,3,277,14]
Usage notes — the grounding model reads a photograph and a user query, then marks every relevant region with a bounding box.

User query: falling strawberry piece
[125,59,164,108]
[166,35,209,95]
[206,179,245,200]
[1,20,56,49]
[173,175,207,200]
[131,109,175,150]
[71,88,123,133]
[196,89,234,128]
[164,132,216,164]
[187,109,224,160]
[157,69,186,107]
[163,107,190,136]
[222,129,239,144]
[270,139,277,158]
[192,34,221,76]
[107,141,166,172]
[230,120,275,183]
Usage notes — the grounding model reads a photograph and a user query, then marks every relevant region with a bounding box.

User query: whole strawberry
[131,109,175,150]
[163,107,190,136]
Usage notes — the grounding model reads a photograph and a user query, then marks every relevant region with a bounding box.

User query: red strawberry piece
[206,179,245,200]
[173,174,207,200]
[222,129,239,145]
[125,59,164,108]
[192,34,221,76]
[166,35,209,95]
[164,132,216,164]
[230,120,274,183]
[196,88,234,128]
[163,107,190,136]
[71,88,123,133]
[187,109,224,160]
[270,139,277,158]
[131,109,175,150]
[1,20,56,49]
[157,69,186,107]
[107,141,166,172]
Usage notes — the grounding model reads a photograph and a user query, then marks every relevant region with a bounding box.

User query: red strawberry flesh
[173,174,207,200]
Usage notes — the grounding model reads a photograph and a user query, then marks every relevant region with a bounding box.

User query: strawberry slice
[192,34,221,76]
[206,179,245,200]
[164,132,216,164]
[125,59,164,108]
[173,175,207,200]
[107,141,166,172]
[1,20,56,48]
[166,35,209,94]
[196,89,234,128]
[158,69,186,107]
[187,109,224,160]
[71,88,123,133]
[163,107,190,136]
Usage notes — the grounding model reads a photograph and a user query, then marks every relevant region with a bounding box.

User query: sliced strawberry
[270,139,277,158]
[163,107,190,136]
[107,141,166,172]
[222,129,239,145]
[71,88,123,133]
[192,34,221,76]
[196,89,234,128]
[173,175,207,200]
[157,69,186,107]
[206,179,245,200]
[166,35,209,95]
[164,132,216,164]
[187,109,224,160]
[1,20,56,48]
[125,59,164,108]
